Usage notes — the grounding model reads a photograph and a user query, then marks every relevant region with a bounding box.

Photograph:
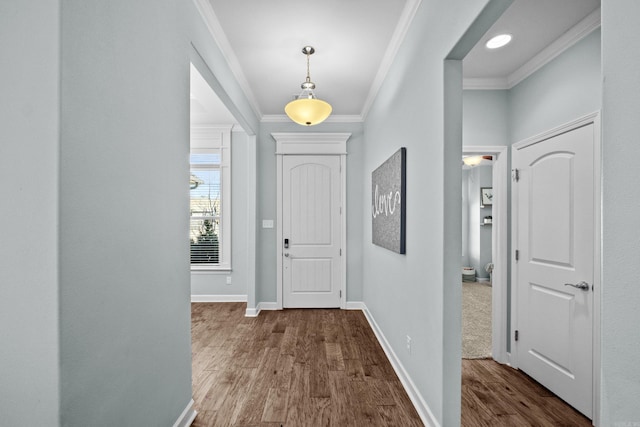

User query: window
[190,126,231,270]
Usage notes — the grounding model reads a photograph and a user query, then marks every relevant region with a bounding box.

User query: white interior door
[513,123,595,418]
[282,155,342,308]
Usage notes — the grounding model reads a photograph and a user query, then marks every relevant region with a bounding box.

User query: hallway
[191,303,591,426]
[191,303,422,426]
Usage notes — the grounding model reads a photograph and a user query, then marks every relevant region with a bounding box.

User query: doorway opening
[461,147,508,363]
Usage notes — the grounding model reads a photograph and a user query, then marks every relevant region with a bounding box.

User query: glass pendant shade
[285,97,332,126]
[463,156,483,166]
[284,46,332,126]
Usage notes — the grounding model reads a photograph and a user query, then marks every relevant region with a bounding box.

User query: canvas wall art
[371,147,406,254]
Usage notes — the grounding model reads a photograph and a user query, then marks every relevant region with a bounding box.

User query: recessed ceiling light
[486,34,512,49]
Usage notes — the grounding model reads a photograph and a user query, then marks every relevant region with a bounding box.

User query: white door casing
[283,156,341,307]
[512,113,600,419]
[273,133,350,310]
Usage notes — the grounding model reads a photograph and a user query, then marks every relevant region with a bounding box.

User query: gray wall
[601,1,640,423]
[510,29,602,142]
[1,0,260,425]
[461,169,470,267]
[0,1,61,424]
[462,90,510,146]
[191,129,250,297]
[255,121,364,304]
[58,1,193,424]
[362,1,493,424]
[463,166,493,280]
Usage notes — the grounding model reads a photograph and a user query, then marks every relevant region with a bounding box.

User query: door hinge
[515,249,519,261]
[339,290,342,298]
[512,168,520,182]
[340,248,342,256]
[515,330,519,342]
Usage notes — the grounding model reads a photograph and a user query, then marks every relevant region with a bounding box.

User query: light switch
[262,220,274,229]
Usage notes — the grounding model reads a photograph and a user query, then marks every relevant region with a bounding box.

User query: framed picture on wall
[481,187,493,206]
[371,147,406,254]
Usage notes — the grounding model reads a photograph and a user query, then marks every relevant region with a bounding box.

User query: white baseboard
[477,277,490,283]
[245,301,279,317]
[245,307,259,317]
[345,301,366,310]
[360,304,440,427]
[191,294,247,303]
[173,399,197,427]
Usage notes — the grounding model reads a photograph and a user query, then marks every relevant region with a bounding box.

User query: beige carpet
[462,281,492,359]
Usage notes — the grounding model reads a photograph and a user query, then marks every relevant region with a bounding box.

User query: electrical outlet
[226,276,232,285]
[406,335,412,354]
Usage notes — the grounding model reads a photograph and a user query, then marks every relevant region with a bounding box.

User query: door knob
[564,281,590,291]
[284,253,289,257]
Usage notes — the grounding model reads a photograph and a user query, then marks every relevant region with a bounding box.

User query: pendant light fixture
[463,156,483,167]
[284,46,332,126]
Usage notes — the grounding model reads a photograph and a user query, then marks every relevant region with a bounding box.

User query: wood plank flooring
[191,303,592,426]
[462,359,592,426]
[191,303,423,426]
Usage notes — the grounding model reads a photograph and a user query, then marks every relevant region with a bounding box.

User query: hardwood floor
[462,359,592,426]
[191,303,592,426]
[191,303,423,426]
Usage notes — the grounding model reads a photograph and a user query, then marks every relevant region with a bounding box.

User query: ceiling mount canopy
[284,46,332,126]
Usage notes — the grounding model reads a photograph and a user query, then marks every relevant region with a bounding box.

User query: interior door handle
[284,253,289,257]
[564,281,590,291]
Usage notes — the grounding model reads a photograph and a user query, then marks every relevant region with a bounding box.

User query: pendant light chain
[284,45,332,126]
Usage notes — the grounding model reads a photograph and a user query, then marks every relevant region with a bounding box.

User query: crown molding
[506,7,601,88]
[192,0,263,119]
[463,77,509,90]
[261,114,364,124]
[464,8,601,91]
[360,0,422,120]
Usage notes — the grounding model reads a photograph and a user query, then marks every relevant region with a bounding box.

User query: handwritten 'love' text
[372,185,401,218]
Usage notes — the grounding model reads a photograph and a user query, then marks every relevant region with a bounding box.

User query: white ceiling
[190,0,601,125]
[463,0,600,88]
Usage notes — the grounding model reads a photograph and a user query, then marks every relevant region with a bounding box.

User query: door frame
[510,112,601,425]
[462,145,509,364]
[272,132,351,310]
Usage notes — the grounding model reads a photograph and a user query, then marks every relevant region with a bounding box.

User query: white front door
[513,122,596,418]
[282,155,342,308]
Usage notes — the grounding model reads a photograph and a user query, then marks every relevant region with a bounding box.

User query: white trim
[361,0,422,120]
[257,302,279,311]
[173,399,197,427]
[272,133,351,310]
[340,155,347,309]
[360,305,439,427]
[261,114,364,124]
[345,301,366,310]
[592,114,602,427]
[245,307,259,317]
[245,135,257,315]
[272,132,351,155]
[464,9,601,90]
[191,0,262,119]
[191,294,247,303]
[512,112,600,151]
[511,112,601,425]
[462,77,509,90]
[463,145,508,364]
[276,152,284,310]
[245,301,279,317]
[476,277,490,283]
